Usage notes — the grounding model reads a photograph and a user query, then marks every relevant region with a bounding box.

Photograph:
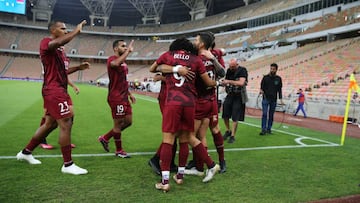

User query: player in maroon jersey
[39,48,79,150]
[150,37,220,192]
[16,20,89,175]
[185,32,227,176]
[147,73,179,175]
[98,39,136,158]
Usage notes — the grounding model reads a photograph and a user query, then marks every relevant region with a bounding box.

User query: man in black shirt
[259,63,284,135]
[221,58,248,143]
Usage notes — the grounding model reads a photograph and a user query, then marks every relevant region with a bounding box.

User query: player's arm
[200,49,225,77]
[68,77,80,95]
[200,72,216,87]
[67,61,90,75]
[128,91,136,104]
[153,73,165,82]
[149,61,159,73]
[155,64,195,81]
[48,20,86,51]
[110,40,134,68]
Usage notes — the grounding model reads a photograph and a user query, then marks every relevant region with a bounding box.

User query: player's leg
[39,109,57,149]
[156,105,181,192]
[17,114,57,164]
[113,117,130,158]
[185,119,206,174]
[210,123,226,173]
[56,115,87,175]
[195,118,210,171]
[173,131,189,185]
[187,133,220,182]
[155,132,175,192]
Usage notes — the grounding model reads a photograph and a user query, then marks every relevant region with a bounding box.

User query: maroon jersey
[40,37,68,95]
[196,49,225,101]
[196,55,216,101]
[156,50,206,106]
[212,49,225,68]
[107,55,129,103]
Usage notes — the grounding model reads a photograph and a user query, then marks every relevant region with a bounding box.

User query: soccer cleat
[173,174,184,185]
[61,163,88,175]
[185,159,196,169]
[266,129,272,134]
[223,130,231,140]
[259,130,266,136]
[71,144,76,148]
[16,151,41,164]
[202,164,220,183]
[219,160,227,174]
[98,136,109,152]
[116,150,131,158]
[184,167,204,176]
[155,182,170,192]
[148,157,161,175]
[228,136,235,143]
[40,143,54,150]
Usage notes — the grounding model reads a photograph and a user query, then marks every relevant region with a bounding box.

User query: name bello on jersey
[173,53,190,60]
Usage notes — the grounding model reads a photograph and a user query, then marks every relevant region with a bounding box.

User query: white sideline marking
[240,122,339,146]
[0,144,339,160]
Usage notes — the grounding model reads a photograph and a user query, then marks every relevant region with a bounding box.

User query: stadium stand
[2,56,42,79]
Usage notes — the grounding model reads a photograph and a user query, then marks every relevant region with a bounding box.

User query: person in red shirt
[16,20,90,175]
[98,40,136,158]
[150,37,220,192]
[294,88,307,118]
[39,48,79,150]
[185,32,227,176]
[147,73,179,175]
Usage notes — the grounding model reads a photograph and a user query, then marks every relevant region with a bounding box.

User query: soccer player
[98,40,136,158]
[147,73,178,175]
[16,20,89,175]
[185,32,227,175]
[150,37,220,192]
[39,53,79,150]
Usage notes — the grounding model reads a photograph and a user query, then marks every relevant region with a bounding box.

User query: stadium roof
[46,0,247,26]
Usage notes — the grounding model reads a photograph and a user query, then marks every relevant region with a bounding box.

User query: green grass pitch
[0,80,359,202]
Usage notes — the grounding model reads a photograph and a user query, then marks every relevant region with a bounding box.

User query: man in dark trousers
[259,63,284,135]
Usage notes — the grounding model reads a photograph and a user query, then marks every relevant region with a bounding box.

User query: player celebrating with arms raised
[98,40,136,158]
[16,20,89,175]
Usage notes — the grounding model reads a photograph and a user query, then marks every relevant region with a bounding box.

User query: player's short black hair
[270,63,278,70]
[47,21,63,31]
[198,32,215,49]
[169,37,197,55]
[113,40,125,49]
